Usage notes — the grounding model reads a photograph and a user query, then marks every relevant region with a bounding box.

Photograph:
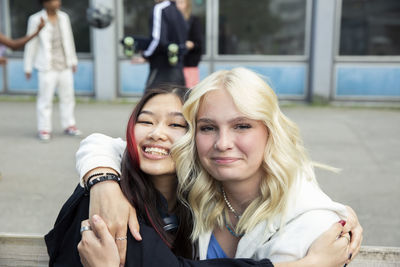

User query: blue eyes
[199,126,215,132]
[199,124,252,132]
[235,124,251,130]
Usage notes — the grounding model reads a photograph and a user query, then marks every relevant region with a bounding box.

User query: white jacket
[24,9,78,73]
[198,177,347,262]
[76,133,126,186]
[76,133,347,262]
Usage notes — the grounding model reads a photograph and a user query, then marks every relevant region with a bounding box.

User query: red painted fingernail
[339,220,346,226]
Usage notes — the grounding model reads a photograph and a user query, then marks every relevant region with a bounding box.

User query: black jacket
[143,1,188,70]
[45,184,274,267]
[184,15,203,67]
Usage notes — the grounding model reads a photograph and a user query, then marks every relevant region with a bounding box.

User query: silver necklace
[222,187,242,219]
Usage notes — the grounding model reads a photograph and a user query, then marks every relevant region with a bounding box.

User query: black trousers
[145,67,186,91]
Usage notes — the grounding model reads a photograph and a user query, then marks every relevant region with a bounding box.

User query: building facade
[1,0,399,102]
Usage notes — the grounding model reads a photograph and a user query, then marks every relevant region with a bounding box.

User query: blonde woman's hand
[87,168,141,267]
[78,216,120,267]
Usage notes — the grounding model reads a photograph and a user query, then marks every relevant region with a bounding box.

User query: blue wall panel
[336,65,400,97]
[119,62,148,94]
[7,60,39,91]
[6,59,93,94]
[74,60,94,93]
[215,64,306,96]
[198,63,210,82]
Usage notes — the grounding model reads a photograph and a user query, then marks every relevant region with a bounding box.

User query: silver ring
[80,225,92,234]
[340,234,351,244]
[115,236,127,241]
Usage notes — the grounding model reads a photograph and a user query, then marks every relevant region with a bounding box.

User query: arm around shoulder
[76,133,126,186]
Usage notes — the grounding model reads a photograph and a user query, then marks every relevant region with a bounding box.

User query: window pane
[63,1,91,53]
[123,0,154,37]
[340,0,400,56]
[218,0,307,55]
[9,0,90,53]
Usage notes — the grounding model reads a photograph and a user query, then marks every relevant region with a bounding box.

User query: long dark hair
[120,85,193,258]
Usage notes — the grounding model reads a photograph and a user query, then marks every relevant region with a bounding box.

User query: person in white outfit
[24,0,81,141]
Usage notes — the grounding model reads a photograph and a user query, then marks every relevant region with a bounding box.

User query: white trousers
[37,68,76,132]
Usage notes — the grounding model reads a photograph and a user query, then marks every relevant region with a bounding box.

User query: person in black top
[135,0,188,90]
[176,0,203,88]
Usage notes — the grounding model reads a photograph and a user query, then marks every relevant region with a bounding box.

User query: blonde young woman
[173,67,357,261]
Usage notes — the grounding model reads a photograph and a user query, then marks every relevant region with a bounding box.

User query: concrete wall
[1,234,400,267]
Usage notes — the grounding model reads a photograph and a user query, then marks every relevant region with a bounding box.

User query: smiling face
[195,89,269,186]
[134,93,187,178]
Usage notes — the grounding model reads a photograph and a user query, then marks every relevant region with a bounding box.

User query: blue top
[206,234,228,259]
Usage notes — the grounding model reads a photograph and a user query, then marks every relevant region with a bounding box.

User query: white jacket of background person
[24,9,78,73]
[75,133,347,262]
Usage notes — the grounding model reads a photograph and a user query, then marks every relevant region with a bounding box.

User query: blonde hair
[172,67,318,241]
[177,0,192,20]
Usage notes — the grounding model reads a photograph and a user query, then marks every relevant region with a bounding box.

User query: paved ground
[0,99,399,247]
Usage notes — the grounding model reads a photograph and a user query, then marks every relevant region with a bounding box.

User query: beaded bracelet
[86,172,106,181]
[85,173,120,192]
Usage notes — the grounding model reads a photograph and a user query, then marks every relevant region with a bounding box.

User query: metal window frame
[334,0,400,63]
[331,0,400,101]
[211,0,312,63]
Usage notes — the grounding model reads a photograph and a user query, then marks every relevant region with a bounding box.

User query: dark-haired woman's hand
[87,168,142,267]
[289,222,349,267]
[343,205,363,264]
[274,222,350,267]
